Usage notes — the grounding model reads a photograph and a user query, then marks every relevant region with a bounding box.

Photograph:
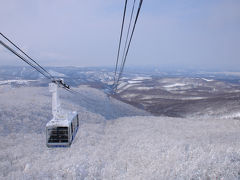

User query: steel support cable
[61,86,98,104]
[118,0,136,84]
[0,40,52,80]
[1,40,75,93]
[0,39,91,99]
[0,35,74,93]
[113,0,128,87]
[0,32,54,80]
[114,0,143,91]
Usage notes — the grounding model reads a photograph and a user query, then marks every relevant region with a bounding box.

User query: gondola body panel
[46,112,79,148]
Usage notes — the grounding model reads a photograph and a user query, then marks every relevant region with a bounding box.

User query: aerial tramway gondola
[46,81,79,147]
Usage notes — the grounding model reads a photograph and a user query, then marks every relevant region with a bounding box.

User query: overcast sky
[0,0,240,70]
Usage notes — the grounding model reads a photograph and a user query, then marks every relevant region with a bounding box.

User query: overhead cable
[0,33,73,92]
[0,32,54,80]
[119,0,136,78]
[113,0,128,87]
[0,40,52,80]
[114,0,143,91]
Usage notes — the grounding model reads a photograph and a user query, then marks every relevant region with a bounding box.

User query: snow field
[1,116,240,179]
[0,86,240,179]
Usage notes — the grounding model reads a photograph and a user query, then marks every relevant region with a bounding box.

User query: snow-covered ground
[0,80,36,85]
[1,86,240,179]
[48,70,67,78]
[163,83,187,88]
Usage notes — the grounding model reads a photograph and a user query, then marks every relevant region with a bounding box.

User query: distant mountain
[1,65,240,86]
[1,66,240,118]
[115,76,240,118]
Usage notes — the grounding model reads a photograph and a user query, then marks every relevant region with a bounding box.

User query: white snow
[48,70,66,77]
[163,83,187,88]
[135,87,154,90]
[132,77,152,81]
[0,80,36,85]
[121,93,138,98]
[221,112,240,119]
[0,86,240,179]
[139,95,206,101]
[128,80,141,84]
[116,82,128,90]
[202,78,214,82]
[117,84,134,93]
[180,97,207,100]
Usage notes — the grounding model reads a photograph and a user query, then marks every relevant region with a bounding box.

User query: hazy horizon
[2,64,240,73]
[1,0,240,71]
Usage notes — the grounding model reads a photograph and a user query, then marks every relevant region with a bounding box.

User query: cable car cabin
[46,111,79,147]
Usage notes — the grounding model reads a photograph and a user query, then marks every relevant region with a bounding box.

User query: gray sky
[0,0,240,70]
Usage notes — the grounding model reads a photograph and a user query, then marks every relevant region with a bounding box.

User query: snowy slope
[0,86,240,179]
[0,85,148,135]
